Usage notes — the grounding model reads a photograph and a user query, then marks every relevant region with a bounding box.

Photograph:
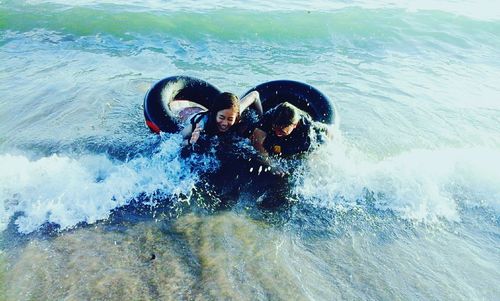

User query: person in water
[236,102,331,209]
[179,91,263,209]
[180,91,262,146]
[250,101,330,159]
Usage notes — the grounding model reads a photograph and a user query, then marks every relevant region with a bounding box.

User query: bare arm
[180,124,193,146]
[240,91,263,115]
[180,123,193,140]
[180,123,203,145]
[251,128,289,176]
[250,128,269,157]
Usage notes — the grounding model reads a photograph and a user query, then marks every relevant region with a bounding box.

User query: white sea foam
[297,132,500,222]
[0,135,215,233]
[2,129,499,233]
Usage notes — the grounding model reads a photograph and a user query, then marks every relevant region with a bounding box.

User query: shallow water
[1,0,500,300]
[2,209,498,300]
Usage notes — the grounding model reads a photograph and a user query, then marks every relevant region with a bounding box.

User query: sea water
[1,0,499,300]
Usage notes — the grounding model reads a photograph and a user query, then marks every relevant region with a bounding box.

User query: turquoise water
[1,0,500,300]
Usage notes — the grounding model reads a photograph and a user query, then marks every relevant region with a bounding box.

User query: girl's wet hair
[210,92,240,117]
[205,92,240,134]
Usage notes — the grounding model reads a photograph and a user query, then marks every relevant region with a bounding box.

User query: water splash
[296,132,500,223]
[0,134,219,233]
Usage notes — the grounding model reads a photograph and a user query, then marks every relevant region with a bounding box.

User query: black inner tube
[144,76,221,133]
[144,77,335,133]
[241,80,335,124]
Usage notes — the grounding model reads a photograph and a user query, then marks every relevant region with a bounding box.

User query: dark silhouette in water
[181,131,294,210]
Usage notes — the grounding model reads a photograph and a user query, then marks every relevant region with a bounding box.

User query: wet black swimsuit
[255,112,327,157]
[187,111,248,154]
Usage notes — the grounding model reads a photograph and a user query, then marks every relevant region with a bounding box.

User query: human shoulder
[191,111,208,126]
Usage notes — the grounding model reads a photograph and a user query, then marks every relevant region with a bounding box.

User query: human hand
[190,124,202,144]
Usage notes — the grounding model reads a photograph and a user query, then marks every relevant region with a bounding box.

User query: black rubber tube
[144,77,335,133]
[144,76,221,133]
[241,80,335,124]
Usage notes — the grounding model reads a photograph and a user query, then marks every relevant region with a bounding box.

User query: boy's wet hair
[271,102,301,127]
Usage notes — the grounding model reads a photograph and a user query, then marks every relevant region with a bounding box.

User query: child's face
[272,123,297,137]
[216,108,238,132]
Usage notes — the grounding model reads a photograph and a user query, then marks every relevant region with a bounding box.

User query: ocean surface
[1,0,500,300]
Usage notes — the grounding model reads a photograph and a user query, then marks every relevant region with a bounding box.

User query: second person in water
[250,101,331,158]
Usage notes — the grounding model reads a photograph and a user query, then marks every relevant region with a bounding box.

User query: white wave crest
[297,134,500,222]
[0,135,214,233]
